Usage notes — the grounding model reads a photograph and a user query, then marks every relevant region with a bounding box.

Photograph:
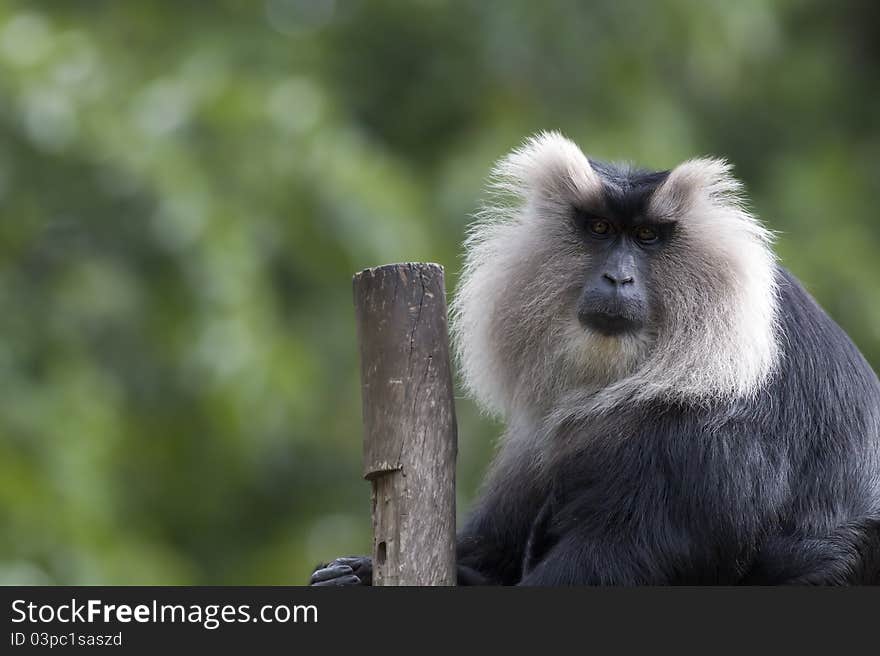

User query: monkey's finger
[331,557,367,567]
[329,557,371,576]
[311,574,361,587]
[310,564,353,584]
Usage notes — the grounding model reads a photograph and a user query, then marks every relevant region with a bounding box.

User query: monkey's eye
[635,226,659,244]
[588,220,611,237]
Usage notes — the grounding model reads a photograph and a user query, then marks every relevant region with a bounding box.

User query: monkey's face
[453,133,779,418]
[571,190,674,338]
[515,164,675,398]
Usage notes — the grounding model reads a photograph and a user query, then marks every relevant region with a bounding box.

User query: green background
[1,0,878,584]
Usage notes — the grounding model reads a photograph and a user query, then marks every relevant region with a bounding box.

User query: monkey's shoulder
[772,265,880,421]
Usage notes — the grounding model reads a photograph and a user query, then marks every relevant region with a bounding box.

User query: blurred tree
[0,0,877,584]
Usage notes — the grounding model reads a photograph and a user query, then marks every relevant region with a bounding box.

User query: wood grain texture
[353,262,457,586]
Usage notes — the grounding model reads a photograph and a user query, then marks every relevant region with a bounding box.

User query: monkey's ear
[650,157,744,220]
[491,131,602,203]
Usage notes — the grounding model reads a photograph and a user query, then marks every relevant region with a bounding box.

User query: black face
[573,164,673,337]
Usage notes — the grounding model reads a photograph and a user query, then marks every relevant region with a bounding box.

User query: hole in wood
[377,541,387,565]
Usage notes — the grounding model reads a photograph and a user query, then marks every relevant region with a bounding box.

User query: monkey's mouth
[578,310,643,337]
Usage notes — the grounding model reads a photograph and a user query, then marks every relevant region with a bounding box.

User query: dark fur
[587,161,671,225]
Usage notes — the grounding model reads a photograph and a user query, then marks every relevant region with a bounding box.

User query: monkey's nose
[602,272,635,286]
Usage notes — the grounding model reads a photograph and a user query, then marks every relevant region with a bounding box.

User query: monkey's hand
[309,556,372,586]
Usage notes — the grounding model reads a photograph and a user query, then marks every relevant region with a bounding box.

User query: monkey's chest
[546,417,781,551]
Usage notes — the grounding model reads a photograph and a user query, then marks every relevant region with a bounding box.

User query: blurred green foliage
[0,0,878,584]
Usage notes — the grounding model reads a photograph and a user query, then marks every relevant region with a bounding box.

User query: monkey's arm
[741,518,880,584]
[454,483,551,585]
[309,555,490,586]
[309,512,530,586]
[310,484,541,586]
[515,529,665,586]
[310,430,546,586]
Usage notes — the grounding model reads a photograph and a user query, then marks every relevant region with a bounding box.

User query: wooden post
[353,262,458,586]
